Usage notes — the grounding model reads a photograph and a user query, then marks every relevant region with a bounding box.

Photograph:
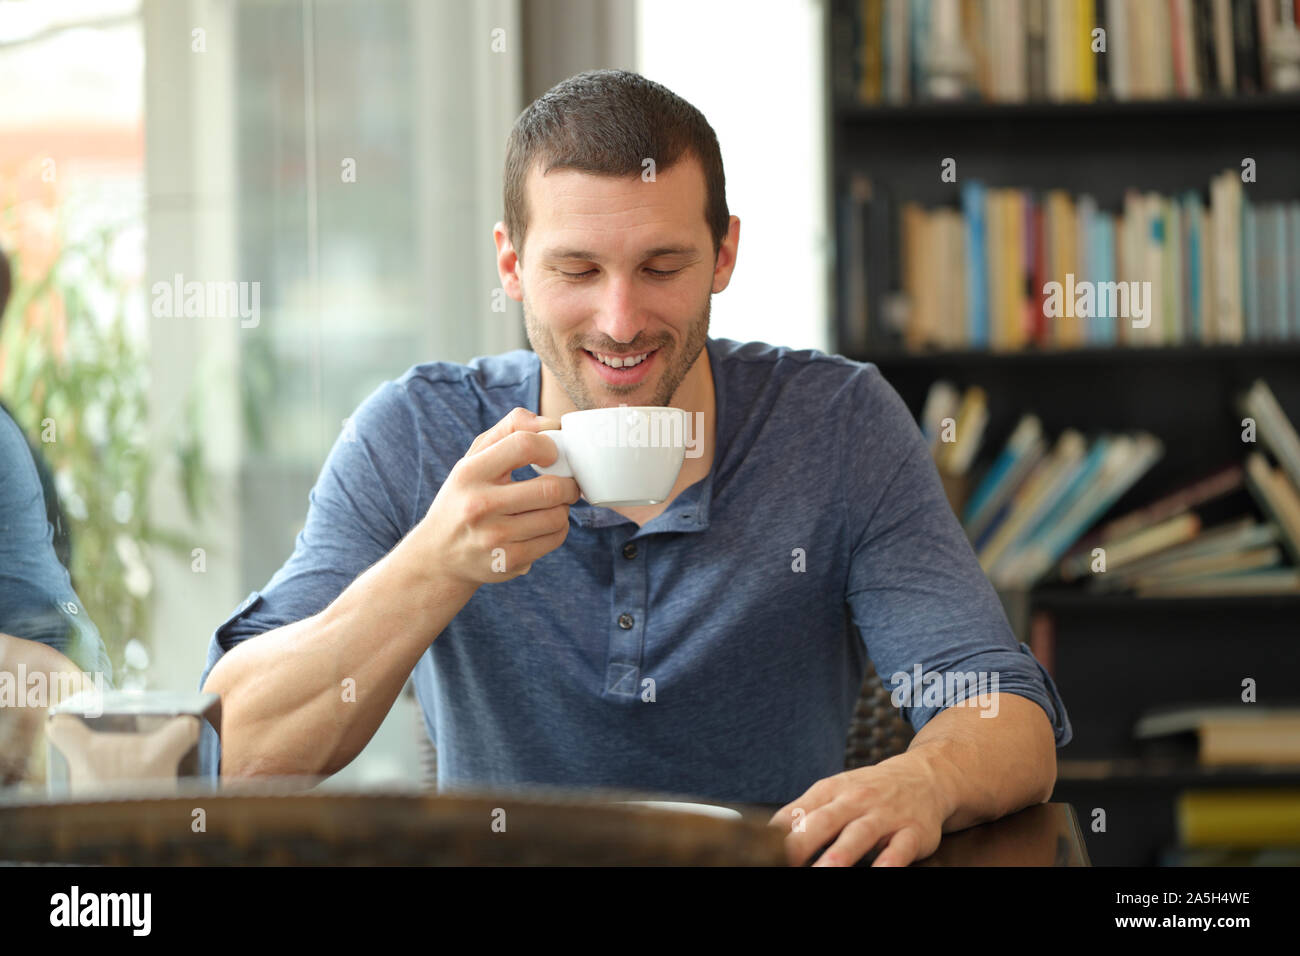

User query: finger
[495,474,581,517]
[466,407,561,458]
[486,502,571,543]
[811,815,888,868]
[465,429,564,484]
[768,778,836,828]
[782,799,858,867]
[871,827,921,867]
[509,526,570,570]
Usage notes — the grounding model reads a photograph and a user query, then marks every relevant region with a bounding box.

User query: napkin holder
[46,690,221,796]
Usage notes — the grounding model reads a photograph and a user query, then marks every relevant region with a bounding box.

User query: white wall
[636,0,831,352]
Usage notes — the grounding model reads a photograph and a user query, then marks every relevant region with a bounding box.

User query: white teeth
[590,350,650,369]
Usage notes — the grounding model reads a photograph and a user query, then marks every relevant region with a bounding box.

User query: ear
[493,222,523,301]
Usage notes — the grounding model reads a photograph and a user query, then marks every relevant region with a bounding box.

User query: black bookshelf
[827,6,1300,867]
[840,91,1300,123]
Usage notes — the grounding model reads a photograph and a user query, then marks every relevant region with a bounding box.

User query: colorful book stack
[924,381,1164,588]
[927,377,1300,593]
[839,169,1300,352]
[1056,378,1300,595]
[833,0,1300,106]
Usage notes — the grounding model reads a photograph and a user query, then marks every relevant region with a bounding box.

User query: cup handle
[531,429,573,478]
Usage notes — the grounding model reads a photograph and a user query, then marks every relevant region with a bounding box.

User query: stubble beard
[522,289,710,411]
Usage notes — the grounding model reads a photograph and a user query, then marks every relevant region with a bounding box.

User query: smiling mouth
[583,347,659,369]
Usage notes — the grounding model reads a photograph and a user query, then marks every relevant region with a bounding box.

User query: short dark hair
[0,245,10,327]
[503,69,729,268]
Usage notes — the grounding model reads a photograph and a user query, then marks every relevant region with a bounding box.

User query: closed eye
[559,268,681,279]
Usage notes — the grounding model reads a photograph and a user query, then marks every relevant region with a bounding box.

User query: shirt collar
[525,337,724,535]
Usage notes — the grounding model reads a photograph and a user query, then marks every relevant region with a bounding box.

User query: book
[1058,462,1244,579]
[1128,543,1284,587]
[1240,379,1300,493]
[1213,0,1236,92]
[1086,515,1272,589]
[1242,452,1300,563]
[963,413,1046,535]
[1243,194,1260,341]
[1178,789,1300,846]
[1232,0,1262,93]
[1291,203,1300,337]
[921,379,962,453]
[962,181,990,347]
[940,384,989,475]
[1138,705,1300,765]
[836,0,1278,103]
[1088,512,1205,571]
[997,432,1164,587]
[1137,567,1300,595]
[840,171,1299,354]
[978,429,1088,571]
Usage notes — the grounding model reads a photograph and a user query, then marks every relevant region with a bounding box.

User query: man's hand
[418,407,582,587]
[767,752,949,867]
[768,694,1058,867]
[0,632,94,787]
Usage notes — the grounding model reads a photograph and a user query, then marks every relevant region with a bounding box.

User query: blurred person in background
[0,245,114,786]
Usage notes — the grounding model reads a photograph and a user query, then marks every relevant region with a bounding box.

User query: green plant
[0,204,211,677]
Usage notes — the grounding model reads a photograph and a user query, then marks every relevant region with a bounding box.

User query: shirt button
[622,541,638,560]
[618,613,634,630]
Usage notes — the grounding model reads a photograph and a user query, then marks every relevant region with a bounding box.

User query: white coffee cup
[531,405,688,507]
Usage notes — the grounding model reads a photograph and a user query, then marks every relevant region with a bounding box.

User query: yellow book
[1060,193,1080,346]
[1178,790,1300,847]
[1077,0,1096,101]
[941,385,988,475]
[1045,191,1077,347]
[860,0,883,104]
[1061,0,1079,100]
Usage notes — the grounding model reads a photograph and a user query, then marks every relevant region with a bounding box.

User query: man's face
[507,156,720,410]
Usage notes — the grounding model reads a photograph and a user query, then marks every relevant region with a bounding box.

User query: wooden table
[0,782,1087,866]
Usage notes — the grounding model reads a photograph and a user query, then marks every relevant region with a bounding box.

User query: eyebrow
[541,245,699,263]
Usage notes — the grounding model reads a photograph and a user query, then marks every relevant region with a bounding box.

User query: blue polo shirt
[0,405,113,685]
[198,337,1070,803]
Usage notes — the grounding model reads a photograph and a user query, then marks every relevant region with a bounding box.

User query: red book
[1170,0,1188,96]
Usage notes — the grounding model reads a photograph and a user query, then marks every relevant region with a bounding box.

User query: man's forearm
[202,532,477,779]
[902,692,1057,834]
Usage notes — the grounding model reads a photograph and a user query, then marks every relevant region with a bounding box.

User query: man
[0,247,73,572]
[200,70,1070,866]
[0,247,114,785]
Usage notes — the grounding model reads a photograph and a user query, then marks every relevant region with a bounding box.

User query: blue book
[1023,435,1163,586]
[1018,437,1112,554]
[1183,192,1203,343]
[1243,197,1259,341]
[963,415,1042,527]
[1258,205,1276,341]
[1077,195,1096,342]
[1273,205,1289,343]
[910,0,930,97]
[973,499,1012,556]
[1290,203,1300,339]
[1092,213,1117,345]
[962,181,989,347]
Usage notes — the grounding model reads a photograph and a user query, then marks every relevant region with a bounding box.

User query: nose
[591,273,649,346]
